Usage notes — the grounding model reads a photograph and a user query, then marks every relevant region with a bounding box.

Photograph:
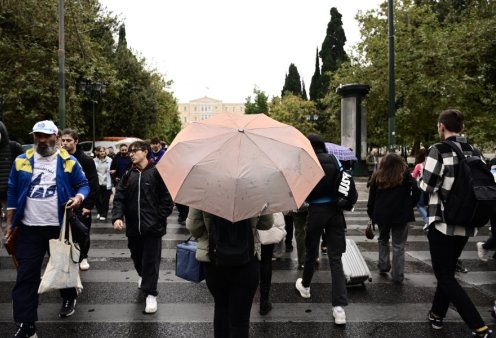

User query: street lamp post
[78,80,106,153]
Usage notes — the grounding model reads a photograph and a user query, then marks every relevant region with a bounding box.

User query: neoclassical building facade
[178,96,245,126]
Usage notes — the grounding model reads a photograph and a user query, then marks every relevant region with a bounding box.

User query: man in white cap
[5,120,89,338]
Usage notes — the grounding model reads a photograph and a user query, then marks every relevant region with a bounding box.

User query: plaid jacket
[419,135,477,236]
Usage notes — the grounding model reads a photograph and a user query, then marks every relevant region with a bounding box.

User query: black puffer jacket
[73,146,99,210]
[112,163,174,237]
[306,134,340,202]
[0,122,22,197]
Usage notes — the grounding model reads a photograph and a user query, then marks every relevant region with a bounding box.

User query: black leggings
[260,244,275,290]
[204,258,259,338]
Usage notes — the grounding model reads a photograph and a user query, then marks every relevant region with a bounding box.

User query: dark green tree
[245,87,269,114]
[281,63,302,97]
[301,80,308,100]
[309,48,322,101]
[319,7,349,99]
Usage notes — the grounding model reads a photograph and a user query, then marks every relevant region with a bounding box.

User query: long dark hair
[371,153,407,189]
[415,148,427,165]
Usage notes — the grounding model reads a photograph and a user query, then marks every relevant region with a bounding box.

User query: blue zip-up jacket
[7,148,90,228]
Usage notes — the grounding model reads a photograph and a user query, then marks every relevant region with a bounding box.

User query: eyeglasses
[128,149,143,155]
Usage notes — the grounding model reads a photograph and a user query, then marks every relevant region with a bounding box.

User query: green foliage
[324,0,496,150]
[245,87,269,114]
[268,94,321,137]
[319,7,349,100]
[281,63,302,97]
[309,48,321,101]
[0,1,180,143]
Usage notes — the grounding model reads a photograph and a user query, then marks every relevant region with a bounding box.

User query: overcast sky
[99,0,384,103]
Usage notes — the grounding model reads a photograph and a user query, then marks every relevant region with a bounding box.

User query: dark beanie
[307,133,325,152]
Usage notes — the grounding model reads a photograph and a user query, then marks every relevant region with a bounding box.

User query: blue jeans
[417,191,428,224]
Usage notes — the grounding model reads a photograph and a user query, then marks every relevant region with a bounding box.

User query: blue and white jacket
[7,148,89,228]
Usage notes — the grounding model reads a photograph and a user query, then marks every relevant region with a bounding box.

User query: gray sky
[99,0,384,103]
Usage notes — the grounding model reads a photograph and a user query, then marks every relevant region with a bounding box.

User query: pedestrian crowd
[2,108,496,338]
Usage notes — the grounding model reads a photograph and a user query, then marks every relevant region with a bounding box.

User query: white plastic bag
[38,208,83,294]
[257,212,287,245]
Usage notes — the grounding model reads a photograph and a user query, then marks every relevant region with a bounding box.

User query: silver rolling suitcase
[342,238,372,286]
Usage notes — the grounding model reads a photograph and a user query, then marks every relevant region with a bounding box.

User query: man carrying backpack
[420,109,494,338]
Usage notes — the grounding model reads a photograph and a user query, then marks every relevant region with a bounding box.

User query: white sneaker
[79,258,90,271]
[145,295,158,313]
[295,278,310,298]
[333,306,346,325]
[99,216,106,221]
[477,242,489,262]
[138,277,142,289]
[96,214,100,219]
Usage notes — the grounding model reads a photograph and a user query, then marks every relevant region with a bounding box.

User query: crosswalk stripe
[0,303,493,323]
[1,269,493,286]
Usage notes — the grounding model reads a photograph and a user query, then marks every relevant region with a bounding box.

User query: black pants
[176,204,189,220]
[204,258,259,338]
[77,211,92,259]
[302,203,348,306]
[260,244,275,291]
[428,227,485,329]
[483,209,496,250]
[12,225,77,323]
[127,235,162,297]
[95,185,112,218]
[284,214,293,247]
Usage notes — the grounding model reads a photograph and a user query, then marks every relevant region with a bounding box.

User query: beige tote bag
[38,208,83,294]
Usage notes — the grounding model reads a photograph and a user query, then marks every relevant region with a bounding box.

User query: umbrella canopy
[157,112,324,222]
[325,142,357,161]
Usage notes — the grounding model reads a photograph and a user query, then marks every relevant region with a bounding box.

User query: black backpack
[442,140,496,228]
[329,154,358,211]
[208,216,254,267]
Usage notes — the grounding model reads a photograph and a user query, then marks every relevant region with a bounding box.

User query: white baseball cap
[31,120,58,135]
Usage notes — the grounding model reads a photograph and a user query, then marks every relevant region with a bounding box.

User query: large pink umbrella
[156,112,324,222]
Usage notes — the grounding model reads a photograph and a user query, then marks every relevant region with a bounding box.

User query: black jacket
[306,135,340,202]
[73,146,99,210]
[112,163,174,237]
[0,122,22,197]
[367,171,419,225]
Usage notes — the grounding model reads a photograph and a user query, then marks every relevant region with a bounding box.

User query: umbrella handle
[258,203,269,217]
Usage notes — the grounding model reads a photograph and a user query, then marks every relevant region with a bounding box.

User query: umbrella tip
[238,128,245,133]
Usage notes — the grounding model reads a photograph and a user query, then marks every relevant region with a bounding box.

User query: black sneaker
[472,329,495,338]
[455,260,468,273]
[259,300,273,315]
[59,299,77,318]
[428,311,443,330]
[12,322,37,338]
[177,217,186,226]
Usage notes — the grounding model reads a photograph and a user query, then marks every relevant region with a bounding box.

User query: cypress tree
[319,7,348,99]
[309,48,321,101]
[281,63,302,97]
[302,80,308,100]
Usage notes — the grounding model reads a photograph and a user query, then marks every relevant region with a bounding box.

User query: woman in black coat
[367,153,419,283]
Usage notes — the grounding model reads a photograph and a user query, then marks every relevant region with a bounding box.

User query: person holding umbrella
[186,209,273,338]
[295,134,349,325]
[157,113,324,336]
